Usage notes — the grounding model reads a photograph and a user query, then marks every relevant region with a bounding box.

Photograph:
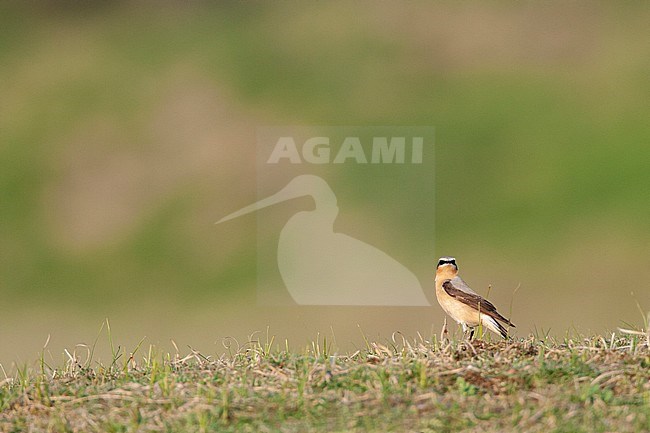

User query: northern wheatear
[435,257,515,339]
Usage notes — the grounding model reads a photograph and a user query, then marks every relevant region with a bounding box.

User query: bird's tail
[482,316,511,339]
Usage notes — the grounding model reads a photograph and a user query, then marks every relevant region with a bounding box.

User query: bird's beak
[216,184,303,224]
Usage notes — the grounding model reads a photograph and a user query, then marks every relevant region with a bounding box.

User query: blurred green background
[1,1,649,366]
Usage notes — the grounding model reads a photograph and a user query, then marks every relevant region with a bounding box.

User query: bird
[434,256,515,339]
[217,174,430,306]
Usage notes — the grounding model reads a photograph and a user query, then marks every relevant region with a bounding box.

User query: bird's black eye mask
[437,259,457,269]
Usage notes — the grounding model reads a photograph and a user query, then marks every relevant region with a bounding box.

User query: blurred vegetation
[0,1,649,363]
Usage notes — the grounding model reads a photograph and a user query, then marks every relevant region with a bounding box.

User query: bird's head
[436,256,458,277]
[436,256,457,269]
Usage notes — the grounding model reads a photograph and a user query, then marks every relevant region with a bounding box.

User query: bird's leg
[461,323,470,340]
[440,317,449,342]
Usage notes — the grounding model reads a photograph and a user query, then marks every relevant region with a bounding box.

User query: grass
[1,325,649,433]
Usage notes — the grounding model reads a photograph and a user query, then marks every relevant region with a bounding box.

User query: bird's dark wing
[442,280,515,327]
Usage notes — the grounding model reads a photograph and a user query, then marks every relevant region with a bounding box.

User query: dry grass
[1,328,649,433]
